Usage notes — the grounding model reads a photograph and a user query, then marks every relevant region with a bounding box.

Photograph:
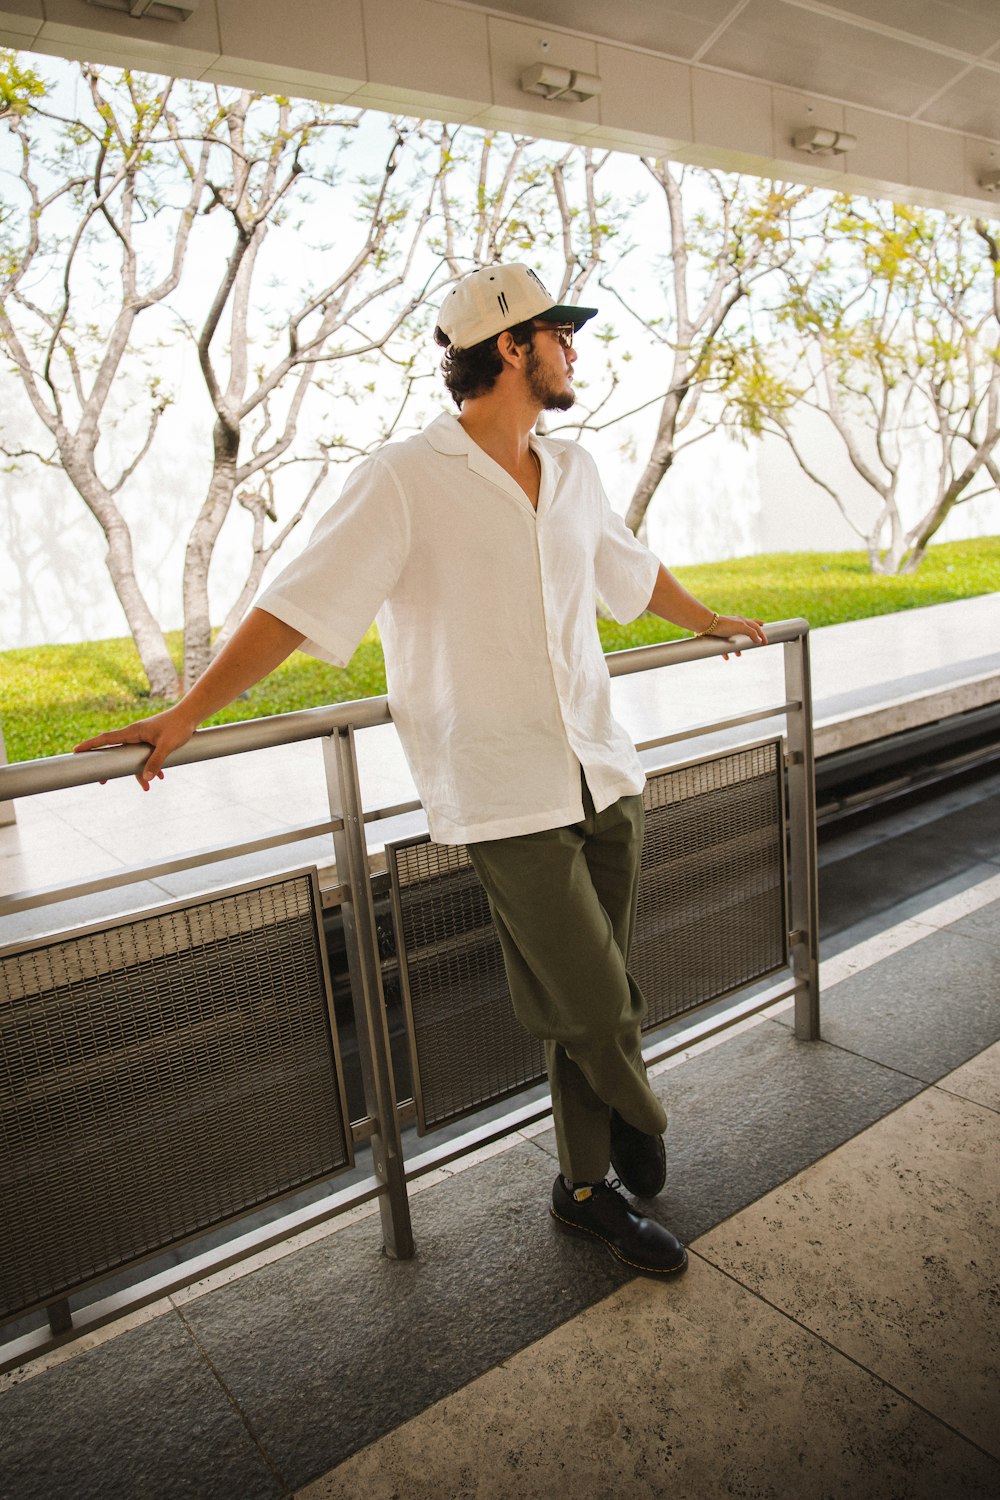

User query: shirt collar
[424,411,564,481]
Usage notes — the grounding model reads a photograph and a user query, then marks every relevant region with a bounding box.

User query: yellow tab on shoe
[572,1186,593,1202]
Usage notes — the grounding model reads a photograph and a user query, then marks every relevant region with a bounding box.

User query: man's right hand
[73,705,199,791]
[71,609,305,792]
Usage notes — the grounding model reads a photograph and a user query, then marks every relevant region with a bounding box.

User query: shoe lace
[593,1178,629,1207]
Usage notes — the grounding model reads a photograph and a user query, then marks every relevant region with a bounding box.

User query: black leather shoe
[610,1110,666,1197]
[550,1176,687,1276]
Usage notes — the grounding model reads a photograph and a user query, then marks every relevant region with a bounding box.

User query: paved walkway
[0,596,998,1494]
[1,861,998,1497]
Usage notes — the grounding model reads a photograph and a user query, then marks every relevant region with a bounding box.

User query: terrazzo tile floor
[300,1053,1000,1500]
[1,892,998,1500]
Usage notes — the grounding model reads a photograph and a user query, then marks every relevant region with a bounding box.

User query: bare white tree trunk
[761,203,1000,575]
[610,164,803,537]
[0,69,466,697]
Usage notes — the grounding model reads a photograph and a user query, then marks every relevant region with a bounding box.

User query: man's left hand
[709,615,768,659]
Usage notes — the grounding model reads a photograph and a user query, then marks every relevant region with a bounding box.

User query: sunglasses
[533,321,576,350]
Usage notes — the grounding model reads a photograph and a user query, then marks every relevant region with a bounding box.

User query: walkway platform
[1,847,998,1497]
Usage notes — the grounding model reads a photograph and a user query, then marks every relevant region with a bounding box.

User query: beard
[525,344,576,411]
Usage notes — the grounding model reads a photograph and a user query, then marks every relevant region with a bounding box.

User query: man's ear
[496,330,524,370]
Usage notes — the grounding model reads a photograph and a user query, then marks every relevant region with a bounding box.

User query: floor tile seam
[518,1128,559,1171]
[763,1003,941,1090]
[906,915,1000,956]
[778,1025,939,1098]
[23,825,130,873]
[685,1245,1000,1468]
[172,1299,295,1498]
[0,803,76,835]
[806,1022,1000,1105]
[697,1035,1000,1225]
[931,1079,1000,1115]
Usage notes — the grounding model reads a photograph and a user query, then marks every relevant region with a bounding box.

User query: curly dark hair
[434,319,536,407]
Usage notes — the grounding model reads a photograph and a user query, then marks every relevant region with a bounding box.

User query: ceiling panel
[471,0,741,60]
[701,0,971,116]
[918,65,1000,138]
[816,0,1000,58]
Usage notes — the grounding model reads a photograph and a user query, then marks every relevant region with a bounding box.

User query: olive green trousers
[467,777,667,1183]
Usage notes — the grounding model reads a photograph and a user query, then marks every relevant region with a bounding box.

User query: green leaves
[0,50,45,120]
[746,190,1000,571]
[718,340,800,435]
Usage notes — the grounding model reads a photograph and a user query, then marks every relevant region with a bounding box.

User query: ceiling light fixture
[520,63,601,104]
[793,127,856,156]
[85,0,199,20]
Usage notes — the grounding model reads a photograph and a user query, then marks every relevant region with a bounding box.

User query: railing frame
[0,619,818,1368]
[0,720,15,828]
[324,726,414,1258]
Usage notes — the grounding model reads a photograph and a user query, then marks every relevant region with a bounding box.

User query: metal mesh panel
[388,842,545,1132]
[0,871,350,1321]
[634,742,787,1028]
[388,741,786,1135]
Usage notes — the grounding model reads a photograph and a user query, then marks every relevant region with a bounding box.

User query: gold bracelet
[692,610,720,639]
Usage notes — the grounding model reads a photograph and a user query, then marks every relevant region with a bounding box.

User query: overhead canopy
[2,0,999,212]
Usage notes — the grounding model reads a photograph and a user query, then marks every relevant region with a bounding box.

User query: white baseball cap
[436,264,598,351]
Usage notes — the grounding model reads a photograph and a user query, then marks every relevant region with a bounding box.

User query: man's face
[524,324,577,412]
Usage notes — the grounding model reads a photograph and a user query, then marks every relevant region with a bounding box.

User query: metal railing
[0,619,818,1368]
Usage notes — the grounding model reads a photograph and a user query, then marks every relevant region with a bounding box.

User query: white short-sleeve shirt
[256,412,659,844]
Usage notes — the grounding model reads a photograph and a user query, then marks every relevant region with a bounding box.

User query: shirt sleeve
[254,455,410,667]
[593,485,659,624]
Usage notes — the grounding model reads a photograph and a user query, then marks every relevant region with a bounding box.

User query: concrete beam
[1,0,999,213]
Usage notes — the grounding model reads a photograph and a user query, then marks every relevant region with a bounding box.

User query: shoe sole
[550,1206,688,1277]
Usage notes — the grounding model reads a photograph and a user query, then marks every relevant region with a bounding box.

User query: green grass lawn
[3,537,998,763]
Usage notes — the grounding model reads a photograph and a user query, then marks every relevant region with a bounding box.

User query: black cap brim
[536,304,598,328]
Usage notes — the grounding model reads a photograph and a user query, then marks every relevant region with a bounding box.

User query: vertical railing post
[783,630,821,1040]
[0,721,16,827]
[47,1299,72,1336]
[323,725,414,1259]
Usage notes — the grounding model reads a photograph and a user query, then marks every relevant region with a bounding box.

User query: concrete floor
[1,596,998,1496]
[0,861,998,1498]
[307,1049,1000,1500]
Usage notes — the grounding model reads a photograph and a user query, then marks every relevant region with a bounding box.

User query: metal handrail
[0,619,809,801]
[0,620,809,920]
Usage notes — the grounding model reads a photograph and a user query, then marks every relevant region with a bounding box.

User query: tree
[0,56,635,691]
[554,162,808,538]
[0,55,458,695]
[736,196,1000,574]
[433,127,619,377]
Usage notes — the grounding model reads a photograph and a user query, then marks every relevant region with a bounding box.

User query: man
[76,264,766,1278]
